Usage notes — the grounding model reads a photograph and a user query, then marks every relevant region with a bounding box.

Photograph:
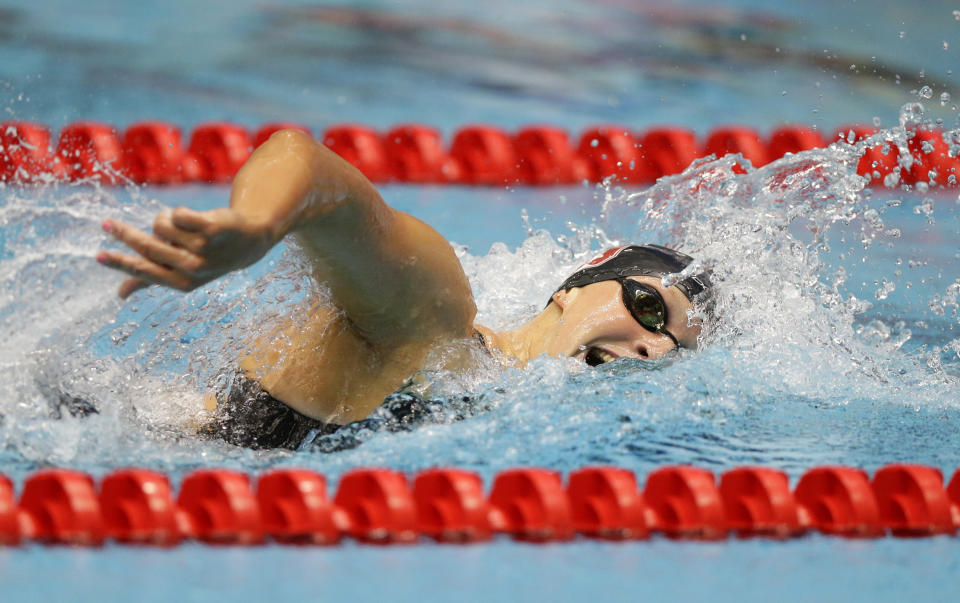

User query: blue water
[3,1,960,602]
[2,537,958,602]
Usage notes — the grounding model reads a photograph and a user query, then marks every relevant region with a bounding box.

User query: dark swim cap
[552,244,709,301]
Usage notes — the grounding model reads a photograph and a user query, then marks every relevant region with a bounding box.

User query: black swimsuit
[201,372,470,452]
[202,331,491,451]
[200,372,341,450]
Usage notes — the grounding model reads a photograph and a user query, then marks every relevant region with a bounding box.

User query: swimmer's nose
[632,331,675,360]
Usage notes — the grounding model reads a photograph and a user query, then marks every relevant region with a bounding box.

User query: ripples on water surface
[1,110,958,485]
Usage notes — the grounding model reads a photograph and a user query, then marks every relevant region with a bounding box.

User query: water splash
[1,115,959,478]
[585,108,960,415]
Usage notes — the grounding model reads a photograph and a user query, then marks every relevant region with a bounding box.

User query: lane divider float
[1,464,959,546]
[1,121,957,187]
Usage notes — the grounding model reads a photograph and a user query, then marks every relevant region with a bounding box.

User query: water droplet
[914,198,935,215]
[954,9,960,20]
[781,90,787,96]
[944,41,950,50]
[740,33,746,41]
[941,92,951,105]
[918,85,934,99]
[849,64,857,71]
[899,31,906,38]
[875,279,896,300]
[899,102,926,128]
[872,116,883,127]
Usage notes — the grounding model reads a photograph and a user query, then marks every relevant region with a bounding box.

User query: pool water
[2,0,960,601]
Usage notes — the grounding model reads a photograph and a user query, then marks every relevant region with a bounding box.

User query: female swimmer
[97,130,707,448]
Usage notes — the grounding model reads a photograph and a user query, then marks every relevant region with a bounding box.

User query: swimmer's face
[545,276,700,364]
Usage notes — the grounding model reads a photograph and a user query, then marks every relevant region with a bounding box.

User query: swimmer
[97,130,708,449]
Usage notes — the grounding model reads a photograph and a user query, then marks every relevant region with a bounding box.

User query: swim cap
[552,244,708,301]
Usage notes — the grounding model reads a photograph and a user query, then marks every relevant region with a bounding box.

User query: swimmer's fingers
[96,250,196,298]
[152,210,208,253]
[103,219,206,275]
[170,207,213,233]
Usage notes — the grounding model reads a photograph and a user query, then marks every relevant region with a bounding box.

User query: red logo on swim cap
[584,245,630,267]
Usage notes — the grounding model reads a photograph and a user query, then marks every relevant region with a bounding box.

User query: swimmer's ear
[551,288,575,310]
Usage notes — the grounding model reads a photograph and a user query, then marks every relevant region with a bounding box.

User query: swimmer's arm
[100,129,475,342]
[99,129,343,299]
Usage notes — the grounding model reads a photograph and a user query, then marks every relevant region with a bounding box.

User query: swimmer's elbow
[232,126,379,235]
[245,129,331,184]
[264,128,317,152]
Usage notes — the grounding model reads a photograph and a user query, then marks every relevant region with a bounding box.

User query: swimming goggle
[617,278,679,349]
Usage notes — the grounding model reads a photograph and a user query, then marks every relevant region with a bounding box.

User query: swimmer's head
[543,244,710,365]
[551,244,709,303]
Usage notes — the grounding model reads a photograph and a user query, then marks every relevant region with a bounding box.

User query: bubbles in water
[918,86,934,99]
[954,10,960,20]
[942,92,952,106]
[944,41,950,50]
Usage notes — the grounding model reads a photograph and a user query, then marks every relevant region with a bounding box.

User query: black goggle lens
[619,279,668,332]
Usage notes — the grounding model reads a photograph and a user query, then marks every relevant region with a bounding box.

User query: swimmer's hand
[97,207,275,299]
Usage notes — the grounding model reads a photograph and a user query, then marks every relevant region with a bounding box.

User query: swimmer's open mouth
[583,347,618,367]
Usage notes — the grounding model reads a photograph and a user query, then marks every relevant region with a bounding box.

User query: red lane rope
[1,464,959,546]
[2,120,957,187]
